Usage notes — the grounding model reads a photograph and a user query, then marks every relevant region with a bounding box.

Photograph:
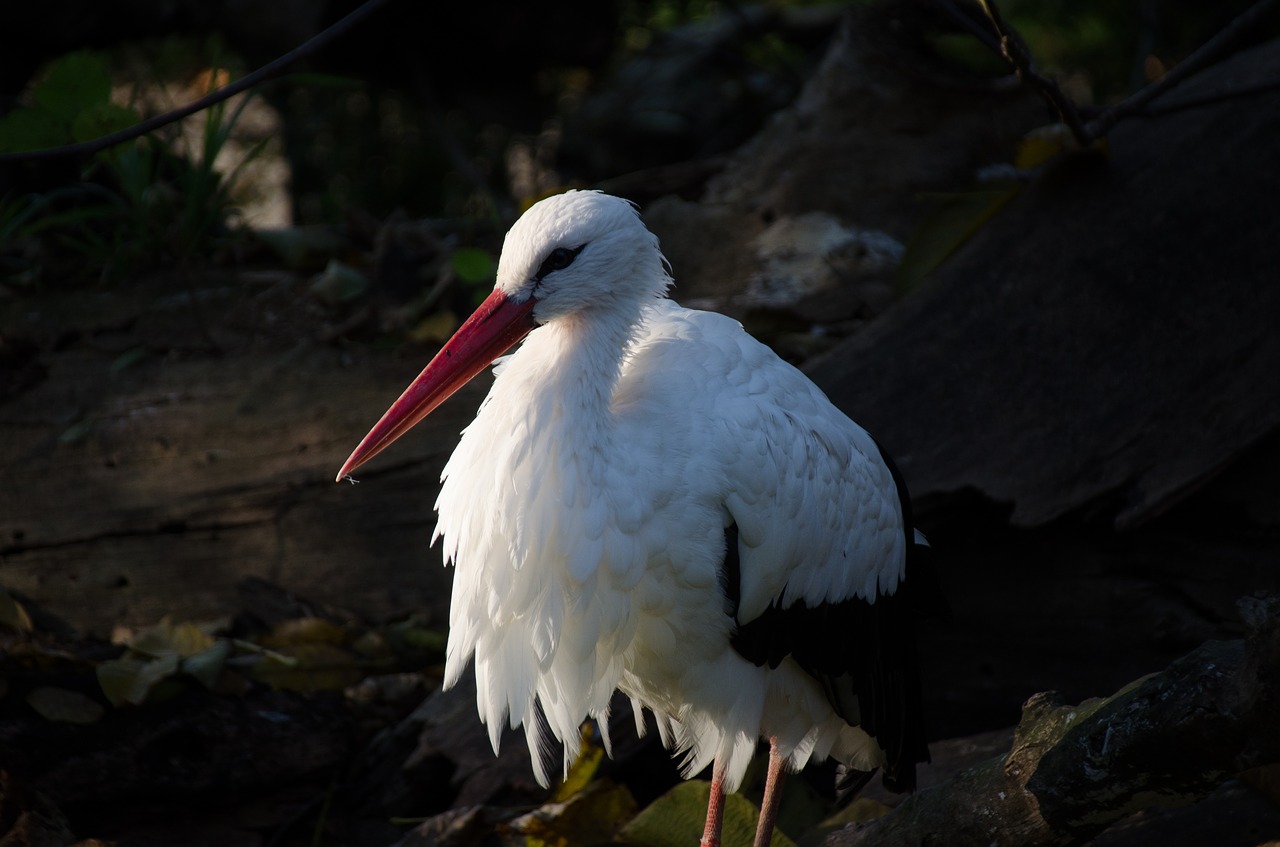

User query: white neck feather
[506,302,644,450]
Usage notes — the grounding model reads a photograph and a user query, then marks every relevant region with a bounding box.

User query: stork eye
[535,244,585,282]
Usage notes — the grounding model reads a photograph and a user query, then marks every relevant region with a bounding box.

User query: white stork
[338,190,932,847]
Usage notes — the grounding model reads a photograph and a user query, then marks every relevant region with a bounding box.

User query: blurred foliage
[1,45,261,284]
[0,53,137,151]
[896,0,1275,292]
[450,246,496,285]
[1,604,444,722]
[97,617,232,706]
[2,0,1269,275]
[934,0,1276,104]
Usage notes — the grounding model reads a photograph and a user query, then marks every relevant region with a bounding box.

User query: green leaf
[58,418,95,444]
[33,52,112,122]
[258,616,349,648]
[895,187,1019,295]
[621,781,796,847]
[96,653,182,706]
[309,259,368,305]
[249,642,363,694]
[0,591,34,633]
[514,780,638,847]
[26,686,104,724]
[72,102,139,145]
[180,639,231,690]
[107,144,158,205]
[451,247,495,285]
[407,309,459,344]
[1014,125,1110,171]
[553,730,605,802]
[0,108,66,153]
[109,347,148,374]
[128,618,216,659]
[349,629,394,660]
[383,620,448,663]
[926,32,1010,77]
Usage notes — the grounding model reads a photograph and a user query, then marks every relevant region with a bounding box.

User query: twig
[1139,77,1280,119]
[1084,0,1280,139]
[0,0,398,164]
[972,0,1091,145]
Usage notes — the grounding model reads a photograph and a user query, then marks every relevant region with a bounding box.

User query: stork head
[496,190,672,323]
[337,190,670,480]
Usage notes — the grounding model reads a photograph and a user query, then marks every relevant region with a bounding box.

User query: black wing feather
[720,440,937,794]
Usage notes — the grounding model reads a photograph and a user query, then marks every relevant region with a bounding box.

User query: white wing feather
[617,301,906,622]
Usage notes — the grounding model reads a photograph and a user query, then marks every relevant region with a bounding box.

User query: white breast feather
[433,298,905,790]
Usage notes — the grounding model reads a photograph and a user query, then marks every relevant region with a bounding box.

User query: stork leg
[700,761,727,847]
[753,738,786,847]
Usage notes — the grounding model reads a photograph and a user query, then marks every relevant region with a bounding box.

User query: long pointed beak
[337,289,536,481]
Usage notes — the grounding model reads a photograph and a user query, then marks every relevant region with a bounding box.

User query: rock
[806,36,1280,528]
[645,0,1042,320]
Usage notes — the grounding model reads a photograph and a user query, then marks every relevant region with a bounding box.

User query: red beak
[336,289,537,481]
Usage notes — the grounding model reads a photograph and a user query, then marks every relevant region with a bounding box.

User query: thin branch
[973,0,1091,145]
[1139,77,1280,119]
[965,0,1280,147]
[0,0,398,165]
[1084,0,1280,138]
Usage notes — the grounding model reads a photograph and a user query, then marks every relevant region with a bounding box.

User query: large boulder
[807,37,1280,529]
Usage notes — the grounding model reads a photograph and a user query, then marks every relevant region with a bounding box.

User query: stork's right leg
[701,760,727,847]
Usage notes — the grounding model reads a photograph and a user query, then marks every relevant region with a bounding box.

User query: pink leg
[701,761,727,847]
[753,739,787,847]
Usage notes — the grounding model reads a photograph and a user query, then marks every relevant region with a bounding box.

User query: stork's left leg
[753,738,786,847]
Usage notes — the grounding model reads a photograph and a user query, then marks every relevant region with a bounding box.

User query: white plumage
[339,190,929,847]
